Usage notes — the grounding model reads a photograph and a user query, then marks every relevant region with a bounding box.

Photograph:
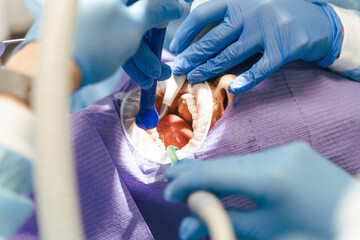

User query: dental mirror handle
[136,25,167,130]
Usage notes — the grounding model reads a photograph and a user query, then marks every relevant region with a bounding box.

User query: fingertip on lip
[141,80,154,90]
[228,85,238,94]
[187,72,204,83]
[228,83,252,94]
[187,73,204,84]
[160,67,172,80]
[169,40,179,54]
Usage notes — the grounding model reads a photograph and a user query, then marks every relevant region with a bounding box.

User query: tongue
[157,114,193,149]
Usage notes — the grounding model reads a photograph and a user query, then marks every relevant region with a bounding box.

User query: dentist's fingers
[171,19,244,77]
[179,210,278,240]
[164,155,269,202]
[131,39,172,80]
[132,39,163,79]
[24,0,44,18]
[123,39,171,89]
[131,0,184,31]
[165,159,202,182]
[275,233,324,240]
[228,52,282,94]
[227,210,278,239]
[123,59,153,90]
[184,33,261,83]
[158,62,172,81]
[179,216,209,240]
[170,0,229,54]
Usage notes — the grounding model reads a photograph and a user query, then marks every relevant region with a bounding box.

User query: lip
[120,78,213,163]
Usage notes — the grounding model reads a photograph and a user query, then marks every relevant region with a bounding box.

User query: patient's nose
[214,74,237,111]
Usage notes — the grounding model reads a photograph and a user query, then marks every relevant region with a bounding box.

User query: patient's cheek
[157,114,193,148]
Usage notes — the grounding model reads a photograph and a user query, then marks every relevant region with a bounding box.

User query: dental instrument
[158,0,219,121]
[165,146,236,240]
[0,39,24,58]
[158,74,187,121]
[136,25,167,130]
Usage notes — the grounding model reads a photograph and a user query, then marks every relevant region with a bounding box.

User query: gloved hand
[164,142,358,240]
[0,146,34,239]
[120,0,174,90]
[17,0,183,88]
[122,37,172,90]
[23,0,45,18]
[170,0,342,94]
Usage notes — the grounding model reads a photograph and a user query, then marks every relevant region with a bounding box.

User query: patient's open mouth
[147,84,202,149]
[120,78,213,162]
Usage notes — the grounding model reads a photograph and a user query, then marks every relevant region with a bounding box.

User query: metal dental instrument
[0,39,24,58]
[158,74,187,120]
[135,24,167,130]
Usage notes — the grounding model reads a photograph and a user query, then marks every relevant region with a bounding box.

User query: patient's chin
[157,114,193,148]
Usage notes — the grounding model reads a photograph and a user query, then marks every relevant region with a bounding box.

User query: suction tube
[188,191,236,240]
[166,147,235,240]
[34,0,84,239]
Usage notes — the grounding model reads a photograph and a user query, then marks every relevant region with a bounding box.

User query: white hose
[188,191,236,240]
[34,0,84,239]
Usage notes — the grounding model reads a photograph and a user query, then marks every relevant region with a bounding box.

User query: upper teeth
[146,93,199,150]
[181,93,199,129]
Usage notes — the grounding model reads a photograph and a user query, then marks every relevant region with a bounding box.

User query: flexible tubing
[187,191,236,240]
[34,0,84,239]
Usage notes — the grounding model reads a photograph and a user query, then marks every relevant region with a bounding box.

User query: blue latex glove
[121,0,174,90]
[164,142,358,240]
[0,146,34,239]
[16,0,183,88]
[170,0,343,94]
[122,37,172,90]
[123,38,171,89]
[23,0,45,18]
[74,0,183,88]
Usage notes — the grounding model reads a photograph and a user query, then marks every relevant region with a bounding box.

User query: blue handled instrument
[135,26,167,130]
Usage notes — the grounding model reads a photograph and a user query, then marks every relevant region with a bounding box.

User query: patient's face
[154,74,237,149]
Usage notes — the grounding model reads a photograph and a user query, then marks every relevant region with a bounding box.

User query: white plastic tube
[188,191,236,240]
[34,0,84,239]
